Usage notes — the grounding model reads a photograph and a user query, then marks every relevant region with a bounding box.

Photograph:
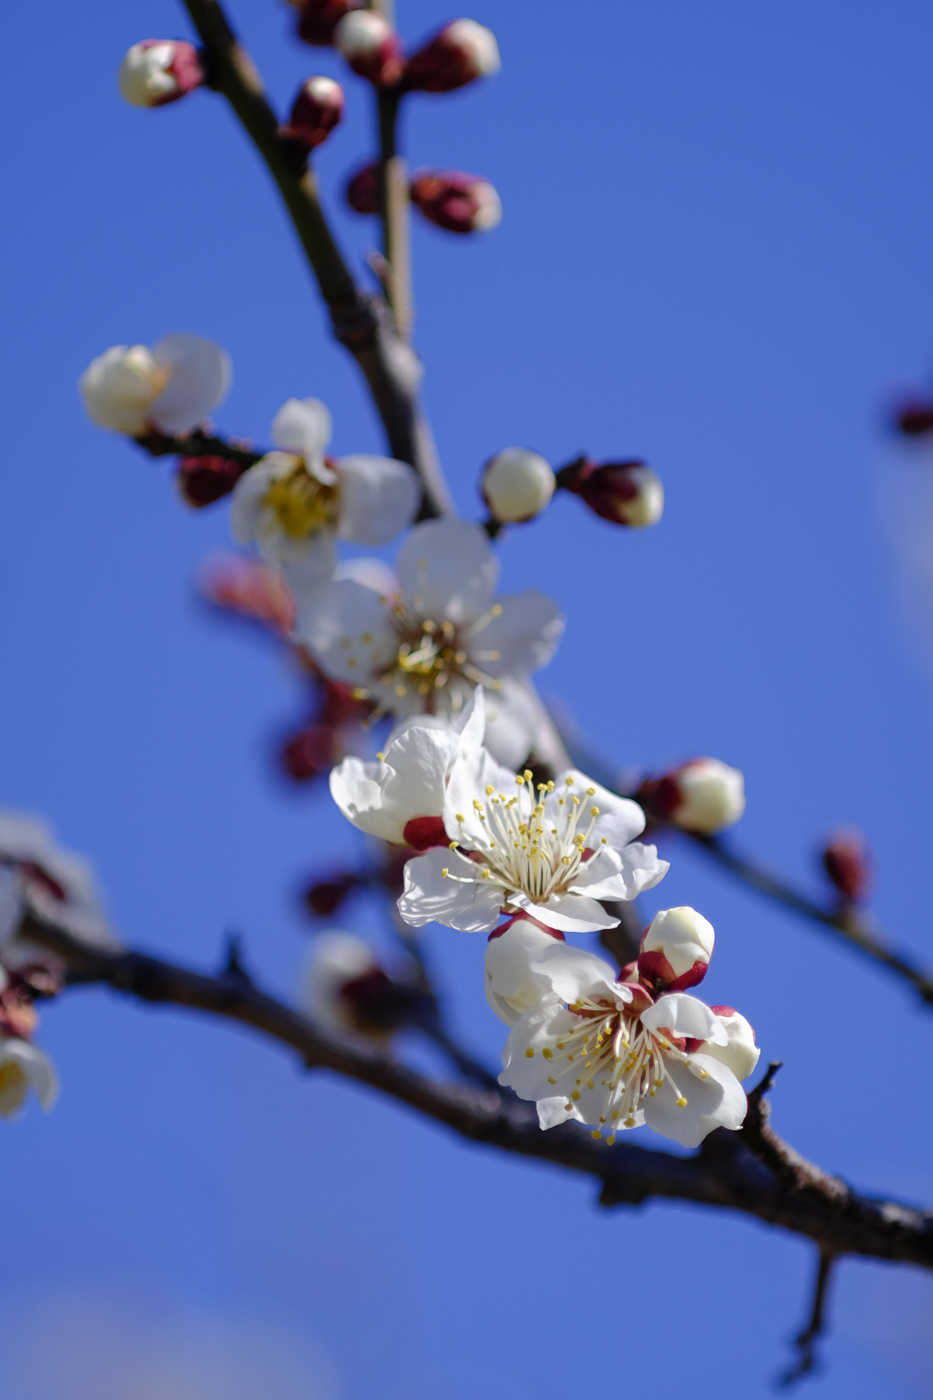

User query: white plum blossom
[703,1006,761,1082]
[484,913,564,1025]
[80,334,231,436]
[294,518,564,759]
[398,738,668,934]
[0,1036,58,1118]
[497,941,749,1148]
[302,931,379,1037]
[231,397,419,586]
[330,687,485,849]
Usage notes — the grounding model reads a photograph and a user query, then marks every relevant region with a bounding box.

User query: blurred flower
[302,871,358,917]
[177,454,247,507]
[302,931,412,1038]
[200,553,297,635]
[80,334,231,437]
[892,396,933,439]
[821,828,873,904]
[481,448,555,524]
[231,396,418,587]
[280,76,345,152]
[637,906,715,992]
[398,750,667,934]
[295,519,563,753]
[404,19,500,92]
[497,938,750,1147]
[0,811,116,966]
[118,40,203,108]
[334,11,406,87]
[484,913,563,1027]
[294,0,360,46]
[0,1035,58,1118]
[640,758,746,835]
[410,170,502,233]
[560,458,664,528]
[344,160,382,214]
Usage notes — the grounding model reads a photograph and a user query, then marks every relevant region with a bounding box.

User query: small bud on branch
[118,40,204,108]
[482,448,556,523]
[558,458,664,527]
[334,11,406,88]
[404,19,500,93]
[280,76,345,152]
[410,170,502,233]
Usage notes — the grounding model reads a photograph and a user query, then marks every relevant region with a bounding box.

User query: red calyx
[894,399,933,438]
[487,912,565,942]
[280,78,344,153]
[297,0,358,46]
[281,723,341,781]
[136,40,204,105]
[345,162,383,215]
[403,28,481,93]
[637,947,710,993]
[562,459,647,525]
[177,455,246,507]
[402,816,449,851]
[17,860,67,904]
[636,774,682,824]
[410,170,486,234]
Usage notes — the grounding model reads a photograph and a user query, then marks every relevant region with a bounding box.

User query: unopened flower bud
[303,931,411,1036]
[345,161,383,215]
[281,76,345,152]
[296,0,358,46]
[303,872,357,918]
[704,1007,760,1082]
[822,828,873,904]
[482,448,555,524]
[281,722,342,781]
[638,906,714,992]
[410,170,502,233]
[118,40,203,108]
[404,19,500,93]
[334,11,406,87]
[561,459,663,528]
[80,334,230,437]
[893,398,933,438]
[651,758,746,834]
[177,455,246,507]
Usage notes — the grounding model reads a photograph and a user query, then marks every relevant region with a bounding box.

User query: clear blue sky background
[2,1,933,1396]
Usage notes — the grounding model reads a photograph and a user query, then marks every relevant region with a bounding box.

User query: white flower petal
[641,993,728,1045]
[481,677,536,769]
[0,1039,58,1114]
[336,455,420,546]
[528,942,622,1004]
[701,1009,761,1081]
[329,758,405,843]
[397,520,499,625]
[485,917,564,1025]
[537,1096,582,1129]
[79,345,163,435]
[334,557,399,598]
[545,774,646,850]
[443,742,521,848]
[271,396,332,461]
[149,333,231,434]
[397,848,503,932]
[294,579,397,685]
[644,1053,746,1147]
[279,531,339,589]
[517,890,621,933]
[468,589,563,678]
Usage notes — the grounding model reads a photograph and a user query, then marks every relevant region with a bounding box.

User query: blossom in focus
[302,931,411,1038]
[294,519,564,756]
[118,40,204,108]
[704,1006,760,1083]
[0,1035,58,1118]
[334,11,406,87]
[641,758,746,834]
[230,396,419,586]
[330,686,485,848]
[80,334,231,437]
[410,170,502,234]
[561,458,664,528]
[484,913,564,1026]
[404,19,500,92]
[482,449,556,524]
[498,940,749,1147]
[637,906,715,992]
[280,76,345,152]
[398,742,668,934]
[821,828,873,904]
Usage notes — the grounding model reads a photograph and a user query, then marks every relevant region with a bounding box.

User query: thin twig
[135,428,264,471]
[778,1249,836,1386]
[22,909,933,1268]
[377,88,413,341]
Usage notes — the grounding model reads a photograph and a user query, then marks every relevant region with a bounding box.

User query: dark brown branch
[134,427,264,471]
[779,1248,836,1386]
[179,0,453,518]
[22,911,933,1269]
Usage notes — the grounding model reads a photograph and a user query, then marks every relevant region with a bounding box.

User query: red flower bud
[281,76,345,152]
[295,0,359,47]
[404,19,500,93]
[303,872,358,917]
[822,829,873,904]
[410,169,502,234]
[334,11,406,88]
[894,398,933,438]
[560,458,664,528]
[345,161,383,215]
[281,723,341,781]
[177,455,246,507]
[200,555,296,634]
[339,967,415,1034]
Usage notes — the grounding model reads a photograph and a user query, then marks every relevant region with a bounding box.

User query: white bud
[334,10,391,57]
[482,448,555,523]
[673,758,746,834]
[444,19,501,76]
[617,464,663,526]
[118,41,202,108]
[485,918,561,1026]
[703,1009,760,1082]
[303,930,374,1034]
[79,345,167,435]
[80,334,230,436]
[470,182,503,230]
[641,906,714,980]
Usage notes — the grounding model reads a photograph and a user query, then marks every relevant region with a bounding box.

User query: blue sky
[2,1,933,1396]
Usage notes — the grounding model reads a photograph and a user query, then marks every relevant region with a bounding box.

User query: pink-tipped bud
[177,455,246,507]
[650,758,746,835]
[281,76,345,151]
[201,554,296,634]
[481,448,555,523]
[404,19,500,92]
[561,458,664,528]
[822,829,873,904]
[296,0,359,46]
[334,11,406,87]
[638,906,715,992]
[410,170,502,233]
[705,1007,760,1082]
[118,40,203,108]
[345,161,383,214]
[893,398,933,439]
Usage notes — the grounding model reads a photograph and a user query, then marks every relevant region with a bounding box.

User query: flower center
[441,771,610,903]
[264,459,338,539]
[373,603,504,709]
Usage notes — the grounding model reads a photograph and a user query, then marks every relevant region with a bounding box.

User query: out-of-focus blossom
[344,161,383,214]
[497,938,750,1147]
[280,76,345,151]
[177,454,248,507]
[404,19,500,92]
[821,828,873,904]
[294,519,563,759]
[410,170,502,233]
[302,931,412,1038]
[330,686,485,846]
[892,396,933,439]
[334,11,406,87]
[231,396,418,586]
[641,758,746,835]
[295,0,359,46]
[0,1035,58,1118]
[200,553,297,635]
[118,40,204,108]
[484,913,563,1026]
[303,871,358,918]
[560,458,664,528]
[482,448,555,524]
[80,334,231,437]
[398,743,668,934]
[637,906,715,992]
[280,721,343,781]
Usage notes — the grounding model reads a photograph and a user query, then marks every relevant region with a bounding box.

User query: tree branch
[779,1248,836,1386]
[179,0,453,517]
[22,910,933,1269]
[134,427,264,470]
